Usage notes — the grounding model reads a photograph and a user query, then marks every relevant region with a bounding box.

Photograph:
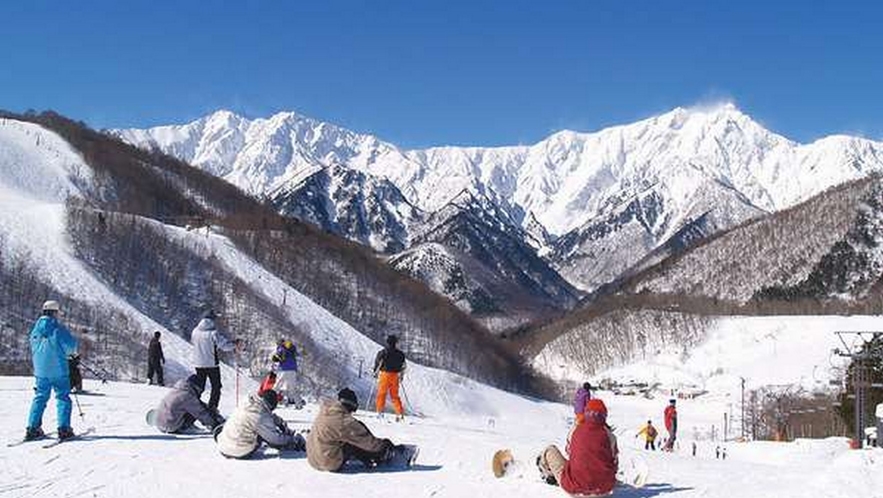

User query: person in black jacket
[147,331,165,386]
[373,335,407,419]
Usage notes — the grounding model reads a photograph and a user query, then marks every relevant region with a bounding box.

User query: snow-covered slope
[3,375,881,498]
[535,315,883,397]
[114,104,883,291]
[0,119,196,380]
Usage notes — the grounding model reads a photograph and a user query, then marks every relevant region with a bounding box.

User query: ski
[7,431,57,448]
[41,427,95,449]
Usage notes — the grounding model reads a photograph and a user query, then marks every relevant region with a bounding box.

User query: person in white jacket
[191,309,240,410]
[216,389,305,459]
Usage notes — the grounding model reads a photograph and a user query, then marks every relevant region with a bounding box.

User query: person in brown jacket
[306,388,414,472]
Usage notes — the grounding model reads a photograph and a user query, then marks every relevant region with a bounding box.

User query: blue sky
[1,1,880,147]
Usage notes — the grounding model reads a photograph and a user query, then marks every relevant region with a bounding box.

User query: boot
[24,426,45,441]
[57,426,76,441]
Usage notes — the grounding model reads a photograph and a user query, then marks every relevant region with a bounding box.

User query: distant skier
[573,382,592,425]
[216,389,305,459]
[190,309,241,410]
[664,399,678,451]
[147,331,165,386]
[636,420,658,450]
[271,338,305,408]
[537,398,618,496]
[306,388,415,472]
[373,334,406,419]
[25,300,79,441]
[153,374,224,434]
[68,353,83,393]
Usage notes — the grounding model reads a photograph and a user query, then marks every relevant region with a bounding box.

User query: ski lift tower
[834,331,883,448]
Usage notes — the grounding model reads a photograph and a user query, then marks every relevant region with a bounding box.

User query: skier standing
[271,338,305,408]
[147,331,165,386]
[664,399,678,451]
[373,334,406,419]
[153,375,224,434]
[573,382,592,425]
[216,389,305,459]
[537,398,618,496]
[306,388,413,472]
[25,300,79,441]
[190,309,241,410]
[636,420,658,450]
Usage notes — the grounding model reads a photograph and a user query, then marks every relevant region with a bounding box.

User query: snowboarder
[537,398,618,496]
[216,389,306,459]
[147,331,165,386]
[573,382,592,425]
[190,309,241,410]
[25,300,79,441]
[664,399,678,451]
[68,353,83,393]
[153,374,224,434]
[636,420,658,450]
[373,334,406,419]
[271,338,305,408]
[306,388,415,472]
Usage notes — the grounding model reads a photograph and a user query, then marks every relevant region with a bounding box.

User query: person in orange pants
[374,335,406,418]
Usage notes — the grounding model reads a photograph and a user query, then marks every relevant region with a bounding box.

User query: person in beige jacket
[307,388,409,472]
[216,389,305,459]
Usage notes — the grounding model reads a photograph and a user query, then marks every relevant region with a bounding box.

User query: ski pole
[72,390,85,420]
[399,378,422,417]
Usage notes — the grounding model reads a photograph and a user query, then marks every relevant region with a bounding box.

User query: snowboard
[386,444,419,468]
[145,408,158,427]
[617,455,649,489]
[492,449,515,478]
[493,448,648,488]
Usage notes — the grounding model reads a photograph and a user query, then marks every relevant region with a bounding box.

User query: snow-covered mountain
[114,104,883,292]
[385,190,579,331]
[270,164,422,253]
[0,112,545,398]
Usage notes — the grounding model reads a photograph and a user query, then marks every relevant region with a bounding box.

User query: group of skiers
[144,310,415,471]
[23,300,659,489]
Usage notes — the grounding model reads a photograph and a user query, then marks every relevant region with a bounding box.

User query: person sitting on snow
[307,388,413,472]
[154,374,224,434]
[537,398,618,496]
[216,389,305,459]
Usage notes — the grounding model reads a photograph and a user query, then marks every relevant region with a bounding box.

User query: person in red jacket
[537,398,619,496]
[663,399,678,451]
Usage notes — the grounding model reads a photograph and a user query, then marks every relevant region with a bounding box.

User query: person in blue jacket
[25,300,79,441]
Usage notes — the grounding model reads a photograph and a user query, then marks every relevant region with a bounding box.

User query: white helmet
[42,300,61,312]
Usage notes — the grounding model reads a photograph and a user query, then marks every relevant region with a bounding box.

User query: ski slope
[2,376,882,498]
[536,315,883,399]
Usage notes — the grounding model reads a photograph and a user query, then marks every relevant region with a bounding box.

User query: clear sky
[1,1,880,148]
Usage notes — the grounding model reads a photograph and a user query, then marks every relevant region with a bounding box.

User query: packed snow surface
[3,376,883,498]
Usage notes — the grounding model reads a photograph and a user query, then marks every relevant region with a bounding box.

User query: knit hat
[585,398,608,421]
[261,389,280,411]
[337,388,358,412]
[386,334,398,346]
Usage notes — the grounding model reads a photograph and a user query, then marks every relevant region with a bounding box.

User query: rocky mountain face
[390,191,580,330]
[113,104,883,295]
